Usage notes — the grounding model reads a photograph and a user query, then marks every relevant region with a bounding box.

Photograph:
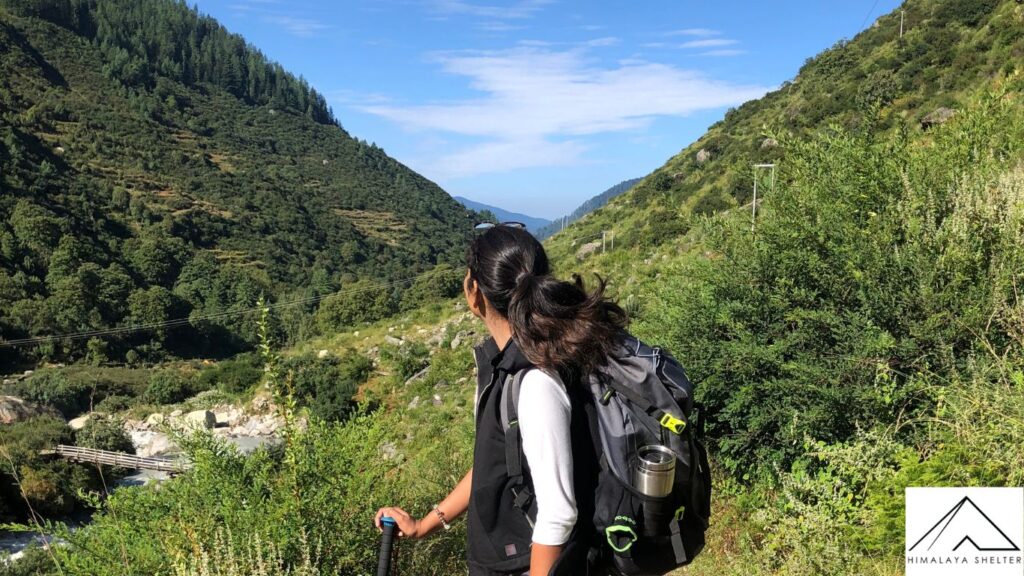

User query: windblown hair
[466,226,628,376]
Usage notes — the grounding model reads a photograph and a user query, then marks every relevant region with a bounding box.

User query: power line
[0,269,450,349]
[859,0,882,31]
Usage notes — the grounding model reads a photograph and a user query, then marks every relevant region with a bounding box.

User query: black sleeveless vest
[467,338,599,576]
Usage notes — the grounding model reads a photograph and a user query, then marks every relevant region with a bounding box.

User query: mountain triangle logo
[905,487,1024,576]
[910,496,1021,553]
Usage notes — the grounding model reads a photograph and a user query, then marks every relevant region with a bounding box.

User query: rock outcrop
[576,241,602,261]
[0,396,60,424]
[921,107,956,130]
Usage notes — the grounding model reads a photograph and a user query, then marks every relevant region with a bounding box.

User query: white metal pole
[900,10,904,38]
[752,173,758,233]
[602,231,607,253]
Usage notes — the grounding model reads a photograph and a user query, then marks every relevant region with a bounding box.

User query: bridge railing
[49,444,192,474]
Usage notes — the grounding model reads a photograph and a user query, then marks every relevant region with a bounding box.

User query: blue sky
[193,0,903,219]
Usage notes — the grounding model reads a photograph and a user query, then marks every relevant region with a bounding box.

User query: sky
[192,0,904,219]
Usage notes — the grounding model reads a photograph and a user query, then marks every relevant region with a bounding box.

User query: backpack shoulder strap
[499,369,537,526]
[499,368,529,478]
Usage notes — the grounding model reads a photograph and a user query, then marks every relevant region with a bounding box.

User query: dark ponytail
[466,226,627,376]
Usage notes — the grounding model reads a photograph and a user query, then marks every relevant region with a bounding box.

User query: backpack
[499,334,712,575]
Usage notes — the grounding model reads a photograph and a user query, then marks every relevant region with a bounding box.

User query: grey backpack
[500,334,711,575]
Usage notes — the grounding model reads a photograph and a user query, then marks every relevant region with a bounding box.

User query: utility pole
[602,231,607,253]
[900,10,904,38]
[752,163,776,233]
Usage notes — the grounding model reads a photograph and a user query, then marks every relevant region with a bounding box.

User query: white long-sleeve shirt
[517,369,578,546]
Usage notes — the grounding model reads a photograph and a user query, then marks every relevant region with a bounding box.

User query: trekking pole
[376,516,398,576]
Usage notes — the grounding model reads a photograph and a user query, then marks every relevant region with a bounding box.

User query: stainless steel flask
[634,445,676,498]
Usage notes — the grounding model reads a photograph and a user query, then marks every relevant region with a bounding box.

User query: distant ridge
[454,196,552,234]
[536,178,641,240]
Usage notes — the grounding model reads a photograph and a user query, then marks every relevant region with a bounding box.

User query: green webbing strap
[605,525,638,553]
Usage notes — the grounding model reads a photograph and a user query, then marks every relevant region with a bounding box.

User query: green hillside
[546,0,1022,257]
[0,0,473,366]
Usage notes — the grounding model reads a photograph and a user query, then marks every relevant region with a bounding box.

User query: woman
[375,224,627,575]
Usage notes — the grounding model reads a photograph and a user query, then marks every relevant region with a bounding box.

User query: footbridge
[43,444,191,474]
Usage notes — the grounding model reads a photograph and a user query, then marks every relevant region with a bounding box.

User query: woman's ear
[464,270,485,319]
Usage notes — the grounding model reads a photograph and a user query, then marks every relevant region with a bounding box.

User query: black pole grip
[376,517,397,576]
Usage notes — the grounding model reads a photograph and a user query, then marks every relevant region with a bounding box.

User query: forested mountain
[452,196,550,234]
[0,0,474,366]
[534,177,639,240]
[550,0,1020,253]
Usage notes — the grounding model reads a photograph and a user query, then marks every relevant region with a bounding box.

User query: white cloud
[359,46,768,178]
[261,15,332,37]
[645,37,743,51]
[584,36,620,47]
[666,28,719,37]
[431,0,553,20]
[432,138,589,177]
[701,49,746,57]
[677,38,737,48]
[477,21,525,32]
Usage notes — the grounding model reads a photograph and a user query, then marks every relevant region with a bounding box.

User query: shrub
[284,353,372,422]
[93,394,134,413]
[0,545,60,576]
[635,93,1024,478]
[75,416,135,454]
[18,466,73,517]
[379,342,429,382]
[142,370,192,405]
[196,354,263,394]
[400,264,463,311]
[315,279,397,332]
[4,371,90,418]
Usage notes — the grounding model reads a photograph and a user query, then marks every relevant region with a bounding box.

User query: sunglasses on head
[474,221,526,230]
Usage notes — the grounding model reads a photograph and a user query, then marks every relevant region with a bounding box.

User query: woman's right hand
[374,506,422,539]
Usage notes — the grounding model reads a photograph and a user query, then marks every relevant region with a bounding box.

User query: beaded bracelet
[433,505,451,531]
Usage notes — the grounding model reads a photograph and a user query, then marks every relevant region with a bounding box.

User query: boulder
[575,241,602,261]
[317,349,330,359]
[380,441,399,460]
[695,148,712,164]
[448,330,464,348]
[921,107,956,130]
[213,411,231,427]
[0,396,60,425]
[384,335,404,346]
[68,414,92,430]
[760,137,779,149]
[145,413,165,427]
[408,395,421,410]
[135,432,173,458]
[432,394,443,407]
[184,410,216,429]
[170,409,183,417]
